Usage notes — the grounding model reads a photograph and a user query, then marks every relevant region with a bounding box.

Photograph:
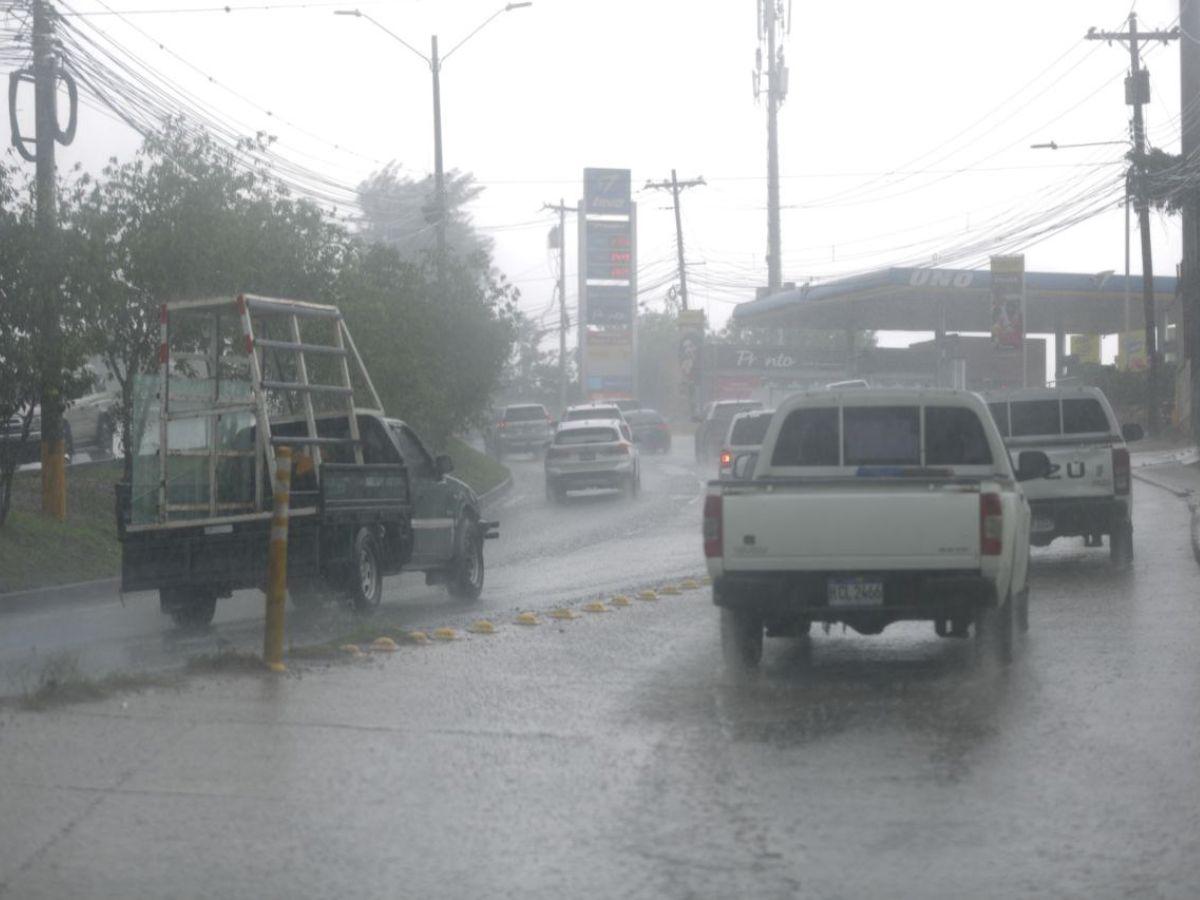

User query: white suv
[544,419,640,503]
[985,386,1142,565]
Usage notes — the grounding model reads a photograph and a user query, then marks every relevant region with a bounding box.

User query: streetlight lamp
[335,3,533,262]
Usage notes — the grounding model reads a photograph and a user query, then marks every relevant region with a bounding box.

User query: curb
[0,577,122,615]
[479,473,514,509]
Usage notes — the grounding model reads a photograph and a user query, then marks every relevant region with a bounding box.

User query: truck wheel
[974,594,1013,665]
[720,607,764,670]
[161,587,217,628]
[346,528,383,613]
[447,516,484,600]
[1110,523,1133,568]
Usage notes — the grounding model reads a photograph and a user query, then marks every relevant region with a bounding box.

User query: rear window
[712,402,761,423]
[987,402,1010,438]
[1010,400,1062,437]
[924,406,993,465]
[504,405,546,422]
[555,427,617,445]
[770,407,838,466]
[626,410,663,425]
[730,414,772,446]
[844,406,920,466]
[565,407,619,421]
[1062,398,1111,434]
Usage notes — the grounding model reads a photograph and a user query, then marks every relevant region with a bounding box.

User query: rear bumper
[713,570,996,623]
[497,432,550,450]
[546,462,633,491]
[1029,496,1128,539]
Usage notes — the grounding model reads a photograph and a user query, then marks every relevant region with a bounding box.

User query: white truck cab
[985,386,1140,565]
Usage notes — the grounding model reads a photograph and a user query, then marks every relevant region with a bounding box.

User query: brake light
[980,492,1003,556]
[703,493,723,558]
[719,450,732,468]
[1112,447,1130,495]
[498,421,507,429]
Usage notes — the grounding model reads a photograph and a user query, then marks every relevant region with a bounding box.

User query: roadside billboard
[579,168,636,400]
[990,255,1025,350]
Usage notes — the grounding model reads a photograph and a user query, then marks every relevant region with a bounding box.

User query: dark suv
[693,399,762,463]
[486,403,553,458]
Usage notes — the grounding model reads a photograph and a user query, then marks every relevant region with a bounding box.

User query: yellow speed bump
[699,575,712,586]
[467,620,496,635]
[637,589,658,602]
[370,636,399,652]
[340,644,364,657]
[582,601,609,613]
[514,611,540,626]
[680,578,700,590]
[658,585,682,596]
[432,627,459,641]
[406,631,430,645]
[611,595,632,607]
[547,607,579,620]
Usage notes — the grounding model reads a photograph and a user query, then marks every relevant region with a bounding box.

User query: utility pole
[1181,0,1200,440]
[643,171,706,311]
[754,0,788,293]
[543,200,577,415]
[17,0,76,520]
[1087,14,1178,436]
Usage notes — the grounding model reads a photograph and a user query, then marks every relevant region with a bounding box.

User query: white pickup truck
[985,387,1141,566]
[703,388,1050,669]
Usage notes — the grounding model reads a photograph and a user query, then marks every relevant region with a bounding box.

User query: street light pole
[336,4,531,265]
[430,34,445,259]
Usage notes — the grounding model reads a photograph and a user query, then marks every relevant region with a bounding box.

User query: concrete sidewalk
[1132,447,1200,564]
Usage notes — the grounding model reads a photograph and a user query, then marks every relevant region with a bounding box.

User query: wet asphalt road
[0,443,706,695]
[1,451,1199,897]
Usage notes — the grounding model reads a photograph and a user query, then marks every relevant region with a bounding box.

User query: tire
[1110,522,1133,568]
[447,516,485,600]
[346,527,383,613]
[1015,587,1030,634]
[161,586,217,628]
[974,593,1013,665]
[720,607,764,670]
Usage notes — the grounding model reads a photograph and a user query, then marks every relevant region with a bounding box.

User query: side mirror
[731,452,758,480]
[435,453,454,477]
[1121,423,1144,443]
[1015,450,1051,482]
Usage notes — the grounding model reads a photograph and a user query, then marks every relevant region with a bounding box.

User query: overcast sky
[12,0,1189,353]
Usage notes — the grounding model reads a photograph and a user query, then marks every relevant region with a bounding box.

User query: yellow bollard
[263,447,292,673]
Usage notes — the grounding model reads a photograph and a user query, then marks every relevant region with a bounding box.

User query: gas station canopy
[731,267,1177,335]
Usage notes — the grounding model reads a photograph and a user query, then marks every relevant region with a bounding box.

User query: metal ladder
[156,294,384,523]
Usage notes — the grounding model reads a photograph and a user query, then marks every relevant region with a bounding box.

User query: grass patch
[18,653,178,711]
[0,461,122,593]
[445,436,509,496]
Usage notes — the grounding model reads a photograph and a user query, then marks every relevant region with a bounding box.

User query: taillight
[719,450,732,468]
[1113,447,1130,495]
[703,493,723,558]
[980,492,1003,556]
[498,421,507,429]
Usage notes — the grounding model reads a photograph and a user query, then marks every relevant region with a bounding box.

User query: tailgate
[1016,443,1114,502]
[721,481,982,571]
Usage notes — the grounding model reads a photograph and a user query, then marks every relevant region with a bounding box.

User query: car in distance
[486,403,553,458]
[718,408,774,479]
[625,408,671,453]
[694,399,763,463]
[705,387,1048,669]
[611,398,642,413]
[985,386,1141,565]
[544,419,641,503]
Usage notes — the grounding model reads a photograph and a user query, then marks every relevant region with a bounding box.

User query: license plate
[1032,516,1055,533]
[827,576,884,607]
[579,451,596,461]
